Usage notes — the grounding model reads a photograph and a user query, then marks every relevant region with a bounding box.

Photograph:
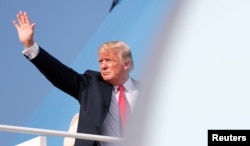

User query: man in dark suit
[13,11,139,146]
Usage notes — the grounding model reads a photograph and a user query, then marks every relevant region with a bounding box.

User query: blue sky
[0,0,175,145]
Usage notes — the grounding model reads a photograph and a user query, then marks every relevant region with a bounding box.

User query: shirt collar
[113,77,136,92]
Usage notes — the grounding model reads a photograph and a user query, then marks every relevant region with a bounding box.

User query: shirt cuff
[22,42,39,60]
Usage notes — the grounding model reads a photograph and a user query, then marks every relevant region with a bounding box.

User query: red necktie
[118,85,129,130]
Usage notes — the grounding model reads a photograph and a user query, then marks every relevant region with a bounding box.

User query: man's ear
[124,60,131,70]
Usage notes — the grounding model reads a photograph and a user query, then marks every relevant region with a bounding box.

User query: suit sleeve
[29,47,88,99]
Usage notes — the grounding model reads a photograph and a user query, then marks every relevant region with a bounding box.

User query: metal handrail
[0,124,122,142]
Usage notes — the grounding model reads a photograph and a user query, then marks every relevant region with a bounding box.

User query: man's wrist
[24,40,35,49]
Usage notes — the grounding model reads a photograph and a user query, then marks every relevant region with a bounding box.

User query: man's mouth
[102,72,110,75]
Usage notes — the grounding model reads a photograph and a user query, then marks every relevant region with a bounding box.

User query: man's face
[98,49,129,85]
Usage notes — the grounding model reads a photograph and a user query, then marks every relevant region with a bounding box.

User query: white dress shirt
[100,78,138,146]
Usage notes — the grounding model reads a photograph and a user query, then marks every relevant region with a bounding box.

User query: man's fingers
[13,11,34,30]
[17,11,27,25]
[17,12,22,25]
[23,12,31,25]
[12,20,19,29]
[31,23,36,30]
[20,11,26,24]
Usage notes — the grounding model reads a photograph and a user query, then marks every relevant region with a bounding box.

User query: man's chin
[102,76,111,81]
[102,77,115,84]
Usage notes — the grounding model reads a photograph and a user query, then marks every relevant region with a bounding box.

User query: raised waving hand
[13,11,36,48]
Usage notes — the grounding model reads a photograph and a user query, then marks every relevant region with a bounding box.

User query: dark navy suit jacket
[29,47,137,146]
[31,47,113,146]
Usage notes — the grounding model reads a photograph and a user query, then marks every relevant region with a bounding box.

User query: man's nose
[101,61,108,69]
